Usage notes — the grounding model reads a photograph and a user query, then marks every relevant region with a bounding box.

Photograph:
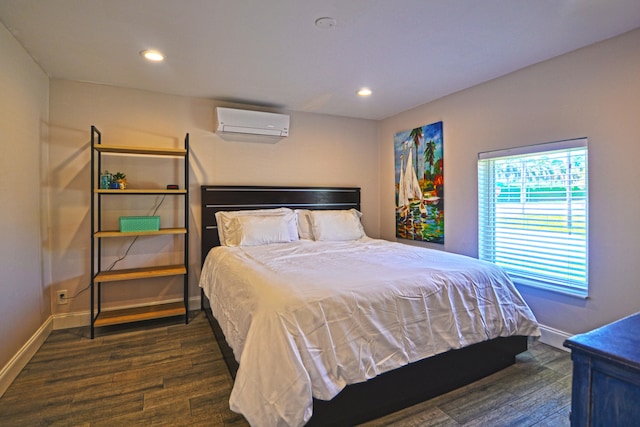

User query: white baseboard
[52,296,203,330]
[0,316,53,398]
[538,323,572,352]
[52,310,90,330]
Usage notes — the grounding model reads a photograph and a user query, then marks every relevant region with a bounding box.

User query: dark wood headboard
[200,185,361,265]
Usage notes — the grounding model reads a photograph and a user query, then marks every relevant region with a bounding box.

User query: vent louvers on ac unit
[215,107,289,143]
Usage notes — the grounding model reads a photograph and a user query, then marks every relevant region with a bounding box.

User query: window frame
[478,138,589,298]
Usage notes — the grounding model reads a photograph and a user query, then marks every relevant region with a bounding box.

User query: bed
[199,185,540,427]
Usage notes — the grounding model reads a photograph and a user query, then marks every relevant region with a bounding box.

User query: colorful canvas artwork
[394,121,444,243]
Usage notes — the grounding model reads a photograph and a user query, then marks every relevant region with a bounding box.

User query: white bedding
[199,238,540,427]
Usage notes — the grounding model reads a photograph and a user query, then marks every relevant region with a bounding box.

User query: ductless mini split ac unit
[215,107,290,143]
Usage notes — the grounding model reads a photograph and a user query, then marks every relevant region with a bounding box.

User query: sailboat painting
[394,121,444,243]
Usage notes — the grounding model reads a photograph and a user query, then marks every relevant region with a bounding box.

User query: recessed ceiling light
[357,88,372,97]
[140,50,165,62]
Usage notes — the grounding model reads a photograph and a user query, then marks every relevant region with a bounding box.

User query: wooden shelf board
[95,264,186,283]
[95,228,186,238]
[94,144,187,156]
[95,189,187,194]
[94,302,185,327]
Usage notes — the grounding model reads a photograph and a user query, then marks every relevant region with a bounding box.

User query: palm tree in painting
[423,138,437,180]
[409,127,423,175]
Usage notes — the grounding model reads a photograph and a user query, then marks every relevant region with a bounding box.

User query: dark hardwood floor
[0,311,572,426]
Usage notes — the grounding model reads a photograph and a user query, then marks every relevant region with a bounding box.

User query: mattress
[199,237,540,427]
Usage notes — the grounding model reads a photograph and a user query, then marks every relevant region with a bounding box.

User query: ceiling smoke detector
[315,17,337,29]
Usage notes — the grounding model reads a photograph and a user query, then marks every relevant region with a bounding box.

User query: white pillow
[295,209,315,240]
[310,209,365,241]
[231,215,292,246]
[215,208,297,246]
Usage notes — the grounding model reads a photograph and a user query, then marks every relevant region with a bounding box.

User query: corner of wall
[0,316,53,398]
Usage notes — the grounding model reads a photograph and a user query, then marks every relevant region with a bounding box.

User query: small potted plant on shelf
[111,172,127,189]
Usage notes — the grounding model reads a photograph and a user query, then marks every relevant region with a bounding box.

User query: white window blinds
[478,138,588,297]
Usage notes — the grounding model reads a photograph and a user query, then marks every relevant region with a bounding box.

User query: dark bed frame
[200,185,528,426]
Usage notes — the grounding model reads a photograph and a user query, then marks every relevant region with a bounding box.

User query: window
[478,138,588,297]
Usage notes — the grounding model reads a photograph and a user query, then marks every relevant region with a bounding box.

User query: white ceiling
[2,0,640,120]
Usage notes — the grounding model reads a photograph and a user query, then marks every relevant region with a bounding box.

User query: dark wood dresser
[564,312,640,426]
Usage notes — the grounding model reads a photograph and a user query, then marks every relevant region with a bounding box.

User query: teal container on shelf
[119,216,160,232]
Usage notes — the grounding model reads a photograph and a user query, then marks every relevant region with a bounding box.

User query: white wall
[379,28,640,337]
[0,23,49,374]
[48,80,380,316]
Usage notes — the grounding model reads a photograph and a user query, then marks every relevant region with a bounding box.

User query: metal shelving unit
[90,125,189,338]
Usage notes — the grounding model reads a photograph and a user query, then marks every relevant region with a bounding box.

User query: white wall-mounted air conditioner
[215,107,290,143]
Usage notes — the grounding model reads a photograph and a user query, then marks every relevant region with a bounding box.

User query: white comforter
[199,238,540,427]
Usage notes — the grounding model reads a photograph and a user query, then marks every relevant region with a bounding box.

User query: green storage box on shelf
[119,216,160,232]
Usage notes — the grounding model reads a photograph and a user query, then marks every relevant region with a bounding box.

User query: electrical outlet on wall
[57,290,68,305]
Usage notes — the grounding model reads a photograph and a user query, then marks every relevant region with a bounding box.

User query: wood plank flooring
[0,312,572,426]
